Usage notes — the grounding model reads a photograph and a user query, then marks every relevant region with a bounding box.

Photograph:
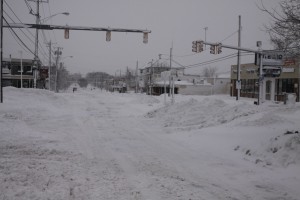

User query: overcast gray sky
[3,0,281,76]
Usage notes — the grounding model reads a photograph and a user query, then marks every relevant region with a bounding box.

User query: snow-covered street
[1,87,300,200]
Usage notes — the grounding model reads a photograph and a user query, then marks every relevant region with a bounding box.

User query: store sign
[282,68,295,73]
[236,80,241,89]
[257,66,282,77]
[255,51,284,66]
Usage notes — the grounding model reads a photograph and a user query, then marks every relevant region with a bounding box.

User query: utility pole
[0,0,3,103]
[135,60,138,93]
[47,41,52,91]
[204,27,208,50]
[257,41,263,105]
[54,47,62,92]
[149,60,153,95]
[28,0,48,88]
[169,47,172,97]
[170,46,175,103]
[19,51,23,88]
[236,15,241,100]
[33,0,40,88]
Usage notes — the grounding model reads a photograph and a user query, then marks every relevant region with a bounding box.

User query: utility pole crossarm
[3,23,151,33]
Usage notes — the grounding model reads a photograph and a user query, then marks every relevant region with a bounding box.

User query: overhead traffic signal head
[217,43,222,54]
[197,40,204,52]
[143,32,148,44]
[210,45,217,54]
[192,41,198,52]
[192,40,204,53]
[64,28,69,39]
[106,31,111,42]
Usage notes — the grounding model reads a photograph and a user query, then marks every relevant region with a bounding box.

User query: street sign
[236,80,241,90]
[255,51,284,66]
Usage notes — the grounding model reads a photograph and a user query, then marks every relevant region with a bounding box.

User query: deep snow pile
[1,87,300,200]
[147,95,300,168]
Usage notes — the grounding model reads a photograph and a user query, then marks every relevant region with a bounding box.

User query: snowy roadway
[1,87,300,200]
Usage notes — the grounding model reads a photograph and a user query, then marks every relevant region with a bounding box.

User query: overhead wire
[3,16,36,56]
[3,0,35,42]
[23,0,35,15]
[3,10,35,45]
[183,52,254,70]
[47,0,57,43]
[4,0,49,64]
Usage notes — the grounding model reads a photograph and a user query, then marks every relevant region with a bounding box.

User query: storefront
[231,58,299,102]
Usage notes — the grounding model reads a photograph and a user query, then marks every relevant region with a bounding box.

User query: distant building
[2,57,48,89]
[2,57,34,88]
[139,66,230,95]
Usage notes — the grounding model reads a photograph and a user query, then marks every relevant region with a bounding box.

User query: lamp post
[18,51,23,88]
[40,12,70,23]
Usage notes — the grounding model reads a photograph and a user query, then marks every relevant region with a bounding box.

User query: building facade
[2,58,34,88]
[139,66,230,96]
[230,58,299,102]
[2,58,48,89]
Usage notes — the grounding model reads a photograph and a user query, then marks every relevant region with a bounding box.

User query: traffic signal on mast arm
[192,41,198,52]
[106,31,111,42]
[64,28,69,39]
[198,40,204,52]
[217,43,222,54]
[143,32,148,44]
[210,45,217,54]
[192,40,204,53]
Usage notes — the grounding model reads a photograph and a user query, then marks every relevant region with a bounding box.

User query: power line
[184,52,254,69]
[23,0,35,15]
[47,0,57,42]
[3,0,35,38]
[220,30,238,43]
[3,10,35,45]
[4,0,49,63]
[3,16,35,56]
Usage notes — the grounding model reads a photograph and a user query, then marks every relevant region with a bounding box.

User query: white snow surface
[1,87,300,200]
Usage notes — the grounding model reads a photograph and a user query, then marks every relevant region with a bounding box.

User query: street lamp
[40,12,70,23]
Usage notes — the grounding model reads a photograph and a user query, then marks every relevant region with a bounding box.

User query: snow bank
[147,94,300,168]
[146,96,259,130]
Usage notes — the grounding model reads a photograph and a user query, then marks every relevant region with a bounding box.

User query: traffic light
[64,28,69,39]
[210,45,217,54]
[192,40,204,53]
[106,31,111,42]
[143,32,148,44]
[198,40,204,52]
[192,41,198,52]
[217,43,222,54]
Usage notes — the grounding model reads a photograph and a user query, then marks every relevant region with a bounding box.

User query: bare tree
[57,64,71,91]
[259,0,300,55]
[202,66,217,78]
